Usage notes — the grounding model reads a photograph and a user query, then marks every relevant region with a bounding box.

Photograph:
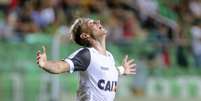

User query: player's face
[87,19,107,38]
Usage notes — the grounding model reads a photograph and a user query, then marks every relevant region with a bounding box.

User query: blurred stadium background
[0,0,201,101]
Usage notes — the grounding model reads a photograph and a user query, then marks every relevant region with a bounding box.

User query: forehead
[86,19,95,24]
[85,19,96,28]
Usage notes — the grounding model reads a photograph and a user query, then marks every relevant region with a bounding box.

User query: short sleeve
[63,48,90,73]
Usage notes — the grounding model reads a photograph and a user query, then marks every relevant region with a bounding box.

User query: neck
[90,36,107,55]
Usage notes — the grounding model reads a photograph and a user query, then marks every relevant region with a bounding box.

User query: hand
[122,55,136,75]
[36,46,47,68]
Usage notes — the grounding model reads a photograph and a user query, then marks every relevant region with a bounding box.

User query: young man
[36,18,136,101]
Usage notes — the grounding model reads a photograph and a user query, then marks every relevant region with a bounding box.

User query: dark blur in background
[0,0,201,101]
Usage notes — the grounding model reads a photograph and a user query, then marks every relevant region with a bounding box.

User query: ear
[80,33,90,39]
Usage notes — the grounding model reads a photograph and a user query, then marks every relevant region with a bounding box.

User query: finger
[37,56,40,60]
[37,50,41,56]
[36,51,41,58]
[124,55,128,63]
[130,70,137,73]
[36,56,40,63]
[129,67,136,71]
[130,67,137,70]
[130,68,136,72]
[130,63,136,68]
[132,72,136,74]
[37,60,39,64]
[128,59,134,64]
[42,46,46,54]
[128,72,136,75]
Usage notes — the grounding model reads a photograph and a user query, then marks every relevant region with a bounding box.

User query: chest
[87,53,118,80]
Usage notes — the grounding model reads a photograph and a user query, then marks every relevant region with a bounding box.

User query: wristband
[117,66,125,75]
[64,59,74,73]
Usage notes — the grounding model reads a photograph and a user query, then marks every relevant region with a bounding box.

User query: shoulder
[78,48,90,55]
[70,48,91,71]
[106,51,113,58]
[69,48,90,59]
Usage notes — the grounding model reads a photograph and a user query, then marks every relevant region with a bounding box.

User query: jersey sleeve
[63,48,90,73]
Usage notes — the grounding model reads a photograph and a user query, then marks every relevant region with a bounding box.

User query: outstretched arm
[118,55,136,75]
[36,46,70,74]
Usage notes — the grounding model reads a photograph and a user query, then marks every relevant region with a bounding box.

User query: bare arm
[36,46,70,74]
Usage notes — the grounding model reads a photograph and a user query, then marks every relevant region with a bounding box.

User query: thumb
[123,55,128,63]
[42,46,46,54]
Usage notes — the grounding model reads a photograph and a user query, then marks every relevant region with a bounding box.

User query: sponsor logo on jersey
[100,66,109,70]
[97,79,117,92]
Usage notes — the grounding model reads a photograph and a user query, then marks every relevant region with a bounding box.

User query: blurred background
[0,0,201,101]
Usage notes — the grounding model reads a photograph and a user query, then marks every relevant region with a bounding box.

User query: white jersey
[64,47,119,101]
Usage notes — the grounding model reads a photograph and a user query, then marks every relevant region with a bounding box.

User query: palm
[122,55,136,75]
[37,46,47,68]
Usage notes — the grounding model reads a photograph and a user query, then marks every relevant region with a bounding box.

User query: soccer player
[36,18,136,101]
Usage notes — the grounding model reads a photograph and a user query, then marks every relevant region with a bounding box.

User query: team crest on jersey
[97,79,117,92]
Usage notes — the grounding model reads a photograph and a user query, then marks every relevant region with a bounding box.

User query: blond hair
[69,18,94,47]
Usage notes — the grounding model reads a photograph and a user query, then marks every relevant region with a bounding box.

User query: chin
[102,29,108,35]
[98,32,107,38]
